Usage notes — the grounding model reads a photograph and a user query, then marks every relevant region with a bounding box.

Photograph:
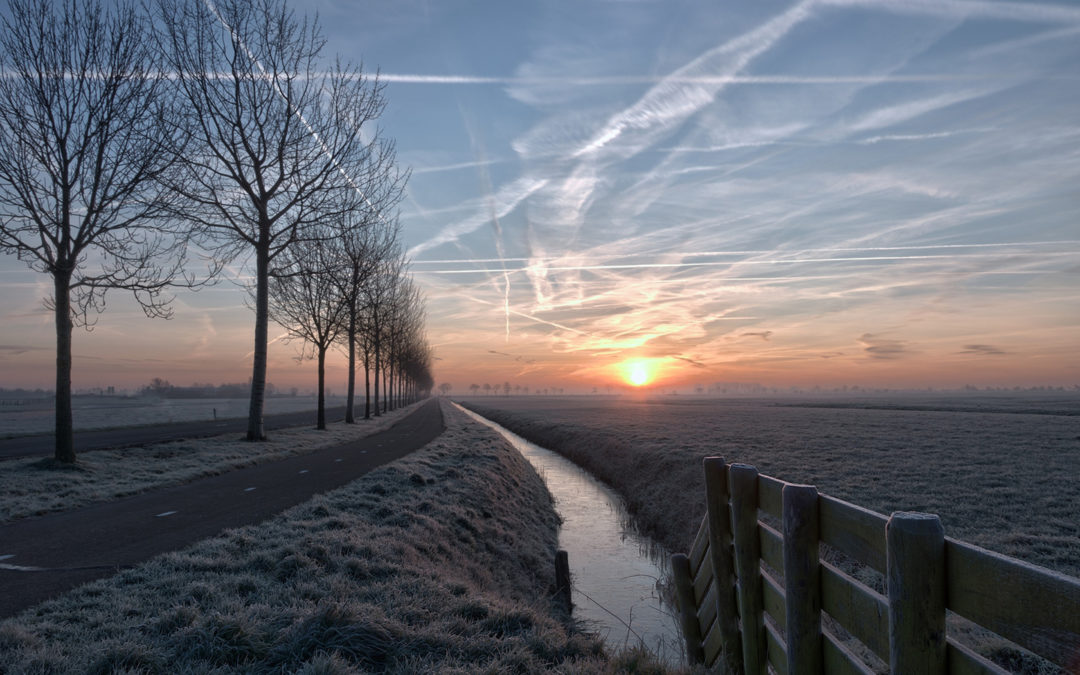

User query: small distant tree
[438,383,452,396]
[469,383,480,396]
[502,382,511,396]
[0,0,195,464]
[482,383,491,396]
[266,236,347,430]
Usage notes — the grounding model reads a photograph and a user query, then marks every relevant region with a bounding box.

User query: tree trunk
[247,242,269,440]
[372,331,381,417]
[53,269,75,464]
[344,302,356,424]
[316,344,326,430]
[363,340,371,419]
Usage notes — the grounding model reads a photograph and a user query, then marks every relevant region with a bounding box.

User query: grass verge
[0,404,420,524]
[0,400,675,673]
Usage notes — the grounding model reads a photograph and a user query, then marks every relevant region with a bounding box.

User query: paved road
[0,405,357,460]
[0,399,444,618]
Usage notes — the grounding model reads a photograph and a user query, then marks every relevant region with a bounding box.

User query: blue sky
[2,0,1079,392]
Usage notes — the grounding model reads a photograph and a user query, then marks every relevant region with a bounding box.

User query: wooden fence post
[886,512,946,675]
[730,463,764,674]
[671,552,705,664]
[704,456,744,674]
[783,483,822,674]
[555,549,572,613]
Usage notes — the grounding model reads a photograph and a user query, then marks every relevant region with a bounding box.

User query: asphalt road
[0,405,354,460]
[0,398,444,618]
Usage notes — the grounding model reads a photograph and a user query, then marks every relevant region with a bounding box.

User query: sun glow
[622,359,656,387]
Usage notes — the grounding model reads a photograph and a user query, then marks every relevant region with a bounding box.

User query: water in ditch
[455,404,684,666]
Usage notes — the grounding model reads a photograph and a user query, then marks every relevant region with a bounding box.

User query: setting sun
[622,359,656,387]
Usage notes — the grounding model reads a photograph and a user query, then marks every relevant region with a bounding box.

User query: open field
[460,394,1080,579]
[0,401,672,673]
[0,395,350,437]
[0,403,419,524]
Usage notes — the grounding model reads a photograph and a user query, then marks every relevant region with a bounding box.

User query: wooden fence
[671,457,1080,674]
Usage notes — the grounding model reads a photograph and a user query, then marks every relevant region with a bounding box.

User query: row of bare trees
[0,0,432,463]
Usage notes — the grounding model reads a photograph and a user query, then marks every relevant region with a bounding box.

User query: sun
[622,359,655,387]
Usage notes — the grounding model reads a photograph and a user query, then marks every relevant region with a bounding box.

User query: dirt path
[0,399,444,618]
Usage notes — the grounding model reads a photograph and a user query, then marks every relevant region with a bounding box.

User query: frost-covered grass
[461,396,1080,576]
[462,396,1080,674]
[0,404,419,524]
[0,401,674,673]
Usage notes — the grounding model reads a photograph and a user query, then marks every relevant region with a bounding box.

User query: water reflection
[455,404,683,666]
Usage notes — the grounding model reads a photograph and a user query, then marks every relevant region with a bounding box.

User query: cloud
[0,344,47,357]
[741,331,774,341]
[673,355,708,368]
[488,349,536,365]
[858,333,912,360]
[960,344,1007,356]
[406,176,549,258]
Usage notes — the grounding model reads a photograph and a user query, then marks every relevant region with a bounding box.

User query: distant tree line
[0,0,433,463]
[139,378,291,399]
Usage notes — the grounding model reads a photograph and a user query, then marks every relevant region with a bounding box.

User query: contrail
[200,0,391,226]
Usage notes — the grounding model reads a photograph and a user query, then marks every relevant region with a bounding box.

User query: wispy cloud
[858,333,913,360]
[960,344,1007,356]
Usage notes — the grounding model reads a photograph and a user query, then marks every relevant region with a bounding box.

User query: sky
[1,0,1079,393]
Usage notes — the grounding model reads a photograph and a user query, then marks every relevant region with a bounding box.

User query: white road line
[298,469,309,474]
[0,554,14,561]
[334,458,342,462]
[155,510,177,518]
[244,487,257,492]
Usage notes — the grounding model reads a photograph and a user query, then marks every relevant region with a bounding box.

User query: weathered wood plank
[823,631,876,675]
[693,553,713,605]
[765,620,789,674]
[696,578,718,638]
[819,493,888,573]
[887,512,946,675]
[762,568,786,630]
[820,560,888,661]
[783,483,822,674]
[945,537,1080,668]
[759,520,784,572]
[689,513,709,579]
[671,552,705,664]
[730,462,766,675]
[946,638,1012,675]
[702,616,725,667]
[704,456,742,675]
[758,473,785,519]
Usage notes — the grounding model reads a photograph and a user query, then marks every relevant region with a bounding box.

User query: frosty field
[0,395,348,437]
[461,393,1080,579]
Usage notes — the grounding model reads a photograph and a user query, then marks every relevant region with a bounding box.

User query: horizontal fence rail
[670,457,1080,674]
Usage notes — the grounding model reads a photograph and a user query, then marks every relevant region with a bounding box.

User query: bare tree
[360,249,404,417]
[333,198,402,423]
[158,0,385,440]
[266,236,347,430]
[0,0,193,463]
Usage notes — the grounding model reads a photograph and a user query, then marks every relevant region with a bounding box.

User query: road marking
[244,487,257,492]
[0,555,14,561]
[155,510,177,518]
[298,469,309,474]
[334,458,342,462]
[360,450,367,454]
